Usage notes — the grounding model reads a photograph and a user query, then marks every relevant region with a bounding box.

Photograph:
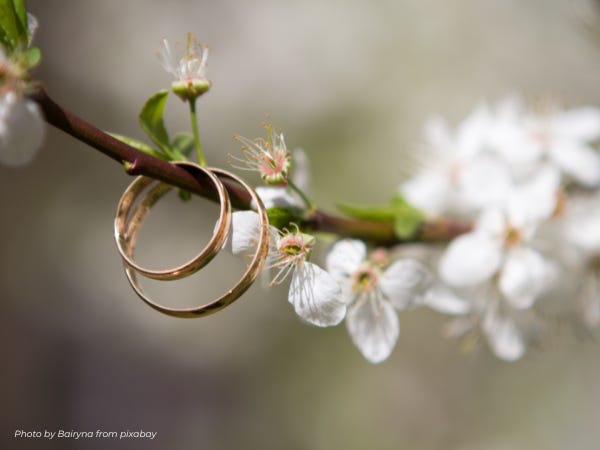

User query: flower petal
[502,247,553,309]
[423,284,471,315]
[0,93,45,167]
[483,312,525,361]
[346,295,399,363]
[476,208,505,237]
[326,239,366,281]
[439,233,502,286]
[379,259,430,310]
[400,172,452,216]
[288,262,345,327]
[27,13,39,44]
[549,140,600,187]
[499,247,551,309]
[507,165,560,227]
[498,247,552,309]
[253,186,302,209]
[229,211,261,256]
[158,38,178,78]
[459,156,512,211]
[554,107,600,142]
[566,194,600,253]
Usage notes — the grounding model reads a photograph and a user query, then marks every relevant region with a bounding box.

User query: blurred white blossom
[0,91,45,167]
[439,167,559,310]
[490,100,600,187]
[0,15,45,167]
[400,106,512,216]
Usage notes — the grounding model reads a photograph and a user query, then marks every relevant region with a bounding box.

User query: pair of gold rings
[114,162,270,318]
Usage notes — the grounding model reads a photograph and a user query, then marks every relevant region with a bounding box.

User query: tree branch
[30,88,471,246]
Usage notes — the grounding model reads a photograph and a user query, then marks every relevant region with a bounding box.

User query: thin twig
[29,87,471,246]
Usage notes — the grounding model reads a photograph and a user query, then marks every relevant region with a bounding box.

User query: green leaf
[108,132,168,160]
[267,207,300,230]
[338,197,424,239]
[337,202,395,222]
[11,0,28,40]
[178,189,192,201]
[24,45,40,67]
[0,0,21,51]
[391,195,424,239]
[171,133,195,157]
[139,90,172,156]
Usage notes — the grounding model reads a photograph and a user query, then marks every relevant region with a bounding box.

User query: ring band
[114,161,231,280]
[120,168,270,318]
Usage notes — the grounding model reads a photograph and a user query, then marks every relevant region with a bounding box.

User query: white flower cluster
[233,99,600,363]
[230,210,432,363]
[400,98,600,361]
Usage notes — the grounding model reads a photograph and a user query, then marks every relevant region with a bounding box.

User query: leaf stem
[288,179,315,212]
[188,98,206,166]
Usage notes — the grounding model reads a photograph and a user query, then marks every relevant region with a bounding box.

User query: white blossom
[0,90,45,167]
[254,148,311,209]
[400,105,512,216]
[490,101,600,187]
[482,299,526,361]
[326,240,430,363]
[231,124,291,186]
[441,287,527,361]
[229,211,345,327]
[159,34,209,83]
[438,167,559,310]
[158,34,210,100]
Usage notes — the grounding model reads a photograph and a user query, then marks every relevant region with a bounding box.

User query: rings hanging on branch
[115,161,232,281]
[113,162,271,318]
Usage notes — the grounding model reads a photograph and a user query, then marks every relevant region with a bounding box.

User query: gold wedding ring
[115,161,231,280]
[115,165,270,318]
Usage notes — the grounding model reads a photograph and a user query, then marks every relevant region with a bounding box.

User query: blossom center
[504,225,522,246]
[277,232,314,262]
[531,128,550,149]
[369,248,389,268]
[259,149,289,179]
[352,264,380,294]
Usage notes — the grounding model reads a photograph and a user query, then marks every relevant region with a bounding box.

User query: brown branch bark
[30,88,471,246]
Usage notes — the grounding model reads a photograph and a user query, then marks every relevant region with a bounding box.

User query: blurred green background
[3,0,600,449]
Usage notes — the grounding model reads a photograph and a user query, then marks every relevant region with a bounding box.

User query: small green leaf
[0,0,21,51]
[391,195,424,239]
[171,133,195,157]
[178,189,192,201]
[337,202,395,222]
[24,45,40,67]
[267,207,300,230]
[11,0,28,40]
[108,132,168,160]
[139,90,172,156]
